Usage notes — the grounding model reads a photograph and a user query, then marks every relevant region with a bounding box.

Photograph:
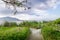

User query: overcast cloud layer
[0,0,60,21]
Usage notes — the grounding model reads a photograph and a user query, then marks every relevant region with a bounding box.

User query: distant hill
[0,17,22,22]
[0,17,23,24]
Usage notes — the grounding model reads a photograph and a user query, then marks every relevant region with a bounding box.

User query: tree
[2,0,31,15]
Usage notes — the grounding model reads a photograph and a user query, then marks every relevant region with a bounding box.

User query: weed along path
[29,28,44,40]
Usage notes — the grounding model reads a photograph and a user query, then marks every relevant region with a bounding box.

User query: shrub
[3,22,18,27]
[3,21,10,27]
[42,25,60,40]
[0,27,30,40]
[9,22,18,27]
[19,21,42,29]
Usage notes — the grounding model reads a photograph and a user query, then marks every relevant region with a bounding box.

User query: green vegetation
[2,22,18,27]
[0,27,30,40]
[0,21,42,29]
[42,18,60,40]
[0,18,60,40]
[19,21,42,29]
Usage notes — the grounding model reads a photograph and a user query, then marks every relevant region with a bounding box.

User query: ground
[29,28,44,40]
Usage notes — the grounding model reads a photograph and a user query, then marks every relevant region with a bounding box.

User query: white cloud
[0,0,5,8]
[29,8,60,21]
[0,0,60,21]
[11,14,38,20]
[0,14,7,18]
[46,0,60,9]
[9,8,59,21]
[32,0,60,10]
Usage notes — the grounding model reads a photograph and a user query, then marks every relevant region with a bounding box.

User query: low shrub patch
[0,27,30,40]
[42,26,60,40]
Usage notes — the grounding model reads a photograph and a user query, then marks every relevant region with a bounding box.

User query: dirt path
[28,28,44,40]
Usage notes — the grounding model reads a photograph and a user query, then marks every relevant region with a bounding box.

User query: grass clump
[19,21,42,29]
[42,25,60,40]
[2,22,18,27]
[0,27,30,40]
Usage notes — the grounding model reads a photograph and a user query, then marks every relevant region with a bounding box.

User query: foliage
[42,22,60,40]
[0,18,60,40]
[0,21,43,29]
[2,0,31,15]
[19,21,42,29]
[3,22,18,27]
[54,18,60,24]
[0,27,30,40]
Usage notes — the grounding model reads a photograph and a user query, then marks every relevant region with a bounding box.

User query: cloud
[32,0,60,10]
[0,14,7,18]
[30,8,59,21]
[11,14,38,20]
[9,8,59,21]
[0,0,60,21]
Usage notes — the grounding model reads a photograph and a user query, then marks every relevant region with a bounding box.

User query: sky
[0,0,60,21]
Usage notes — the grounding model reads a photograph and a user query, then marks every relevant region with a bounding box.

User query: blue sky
[0,0,60,21]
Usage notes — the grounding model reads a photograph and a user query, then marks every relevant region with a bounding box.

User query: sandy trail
[29,28,43,40]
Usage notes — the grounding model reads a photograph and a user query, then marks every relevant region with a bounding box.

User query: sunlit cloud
[0,0,60,21]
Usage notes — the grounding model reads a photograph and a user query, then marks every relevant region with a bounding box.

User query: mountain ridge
[0,17,22,22]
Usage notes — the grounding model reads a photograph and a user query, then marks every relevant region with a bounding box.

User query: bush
[0,27,30,40]
[3,21,10,27]
[54,18,60,24]
[19,21,42,29]
[42,25,60,40]
[3,22,18,27]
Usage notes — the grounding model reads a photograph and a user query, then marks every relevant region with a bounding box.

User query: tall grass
[0,18,60,40]
[18,21,43,29]
[2,22,18,27]
[42,18,60,40]
[0,27,30,40]
[0,21,43,29]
